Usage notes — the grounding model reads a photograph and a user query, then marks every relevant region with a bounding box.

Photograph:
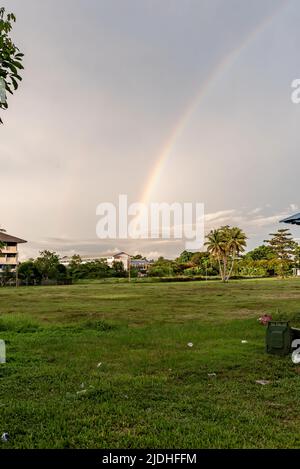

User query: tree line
[15,251,133,286]
[1,226,298,286]
[147,227,299,281]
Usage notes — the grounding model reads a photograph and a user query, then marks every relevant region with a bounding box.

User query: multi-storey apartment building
[0,232,27,272]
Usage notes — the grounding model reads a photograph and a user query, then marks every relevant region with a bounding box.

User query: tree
[69,254,82,269]
[244,244,276,261]
[190,251,209,266]
[176,250,194,263]
[18,261,41,285]
[132,254,146,260]
[34,250,61,281]
[111,260,126,277]
[294,244,300,270]
[0,265,13,286]
[264,229,296,278]
[0,7,24,123]
[148,257,175,277]
[205,225,247,282]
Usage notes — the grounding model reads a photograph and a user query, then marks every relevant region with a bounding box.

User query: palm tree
[225,226,247,281]
[205,226,247,282]
[205,229,226,281]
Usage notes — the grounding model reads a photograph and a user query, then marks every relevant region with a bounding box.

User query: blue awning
[280,212,300,225]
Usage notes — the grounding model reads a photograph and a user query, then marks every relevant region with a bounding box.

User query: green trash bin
[266,321,292,356]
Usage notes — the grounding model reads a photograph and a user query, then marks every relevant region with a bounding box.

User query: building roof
[280,212,300,225]
[112,251,130,257]
[131,259,152,265]
[0,232,27,244]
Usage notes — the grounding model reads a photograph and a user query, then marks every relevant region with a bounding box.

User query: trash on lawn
[292,348,300,364]
[255,379,270,385]
[187,342,193,348]
[97,362,102,368]
[0,339,6,364]
[1,433,9,442]
[258,314,272,325]
[241,340,248,344]
[208,373,217,378]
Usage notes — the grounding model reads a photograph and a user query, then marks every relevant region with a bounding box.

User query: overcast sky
[1,0,300,259]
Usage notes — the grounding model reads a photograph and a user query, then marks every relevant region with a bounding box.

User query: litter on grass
[255,380,270,386]
[292,349,300,364]
[208,373,217,378]
[1,433,9,442]
[187,342,193,348]
[241,340,248,344]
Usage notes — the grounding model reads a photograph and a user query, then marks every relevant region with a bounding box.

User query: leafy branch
[0,7,24,123]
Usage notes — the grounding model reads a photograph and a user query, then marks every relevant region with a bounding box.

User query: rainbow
[140,0,289,205]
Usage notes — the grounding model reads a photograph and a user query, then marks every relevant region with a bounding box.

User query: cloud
[18,204,298,261]
[204,210,237,222]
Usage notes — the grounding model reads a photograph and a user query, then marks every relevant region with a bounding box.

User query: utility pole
[128,256,131,282]
[15,251,19,287]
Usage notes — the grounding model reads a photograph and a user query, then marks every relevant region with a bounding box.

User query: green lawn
[1,278,300,448]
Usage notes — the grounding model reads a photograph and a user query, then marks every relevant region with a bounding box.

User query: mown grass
[0,278,300,448]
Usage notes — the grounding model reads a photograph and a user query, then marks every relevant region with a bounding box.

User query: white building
[0,232,27,272]
[105,252,130,270]
[61,251,131,271]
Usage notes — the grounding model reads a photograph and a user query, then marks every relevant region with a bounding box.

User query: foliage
[264,229,296,278]
[18,260,42,285]
[34,250,61,281]
[244,245,276,261]
[148,257,174,277]
[176,250,194,263]
[111,260,127,278]
[0,265,14,286]
[0,7,24,123]
[132,254,146,260]
[68,254,82,269]
[68,258,111,280]
[205,225,247,282]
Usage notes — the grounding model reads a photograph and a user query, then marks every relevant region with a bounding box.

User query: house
[106,252,131,271]
[0,232,27,272]
[61,251,131,271]
[130,258,153,276]
[61,252,153,274]
[60,254,106,266]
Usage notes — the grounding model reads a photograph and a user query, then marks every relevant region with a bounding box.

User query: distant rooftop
[0,232,27,244]
[112,251,130,257]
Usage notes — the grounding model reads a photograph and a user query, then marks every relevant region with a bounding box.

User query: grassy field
[1,278,300,449]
